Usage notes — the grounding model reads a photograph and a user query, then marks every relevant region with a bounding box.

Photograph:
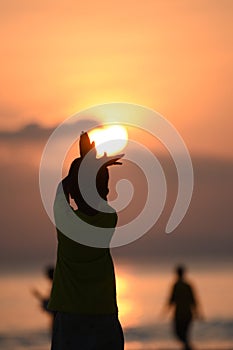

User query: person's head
[66,131,123,216]
[68,157,109,215]
[175,265,186,279]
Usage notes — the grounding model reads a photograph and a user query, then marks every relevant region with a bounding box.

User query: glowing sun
[89,125,128,157]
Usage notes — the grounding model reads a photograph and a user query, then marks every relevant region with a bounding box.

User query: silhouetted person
[167,265,201,350]
[32,266,56,334]
[48,132,124,350]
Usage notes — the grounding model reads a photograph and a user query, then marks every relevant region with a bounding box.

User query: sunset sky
[0,1,233,267]
[0,0,233,158]
[1,5,233,349]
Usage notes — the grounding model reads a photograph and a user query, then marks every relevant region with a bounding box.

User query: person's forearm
[53,181,73,222]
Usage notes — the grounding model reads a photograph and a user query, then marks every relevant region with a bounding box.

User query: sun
[89,125,128,157]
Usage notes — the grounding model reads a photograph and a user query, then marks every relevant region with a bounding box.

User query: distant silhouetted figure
[167,265,201,350]
[32,266,56,334]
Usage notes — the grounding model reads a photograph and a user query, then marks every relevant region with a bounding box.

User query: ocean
[0,259,233,350]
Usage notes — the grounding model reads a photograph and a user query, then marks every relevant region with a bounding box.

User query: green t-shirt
[48,184,118,314]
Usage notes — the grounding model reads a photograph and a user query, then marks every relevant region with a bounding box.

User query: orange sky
[0,0,232,158]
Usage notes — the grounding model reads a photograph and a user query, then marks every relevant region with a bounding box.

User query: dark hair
[63,131,123,216]
[67,157,109,216]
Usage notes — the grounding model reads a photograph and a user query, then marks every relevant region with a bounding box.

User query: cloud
[0,117,101,142]
[0,138,232,267]
[0,123,54,141]
[113,155,233,261]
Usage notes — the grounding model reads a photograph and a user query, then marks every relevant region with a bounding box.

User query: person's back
[168,265,197,350]
[48,209,118,315]
[171,279,196,319]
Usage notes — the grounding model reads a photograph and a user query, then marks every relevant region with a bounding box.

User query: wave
[0,319,233,350]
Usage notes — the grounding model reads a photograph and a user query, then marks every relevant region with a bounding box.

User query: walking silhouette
[167,265,202,350]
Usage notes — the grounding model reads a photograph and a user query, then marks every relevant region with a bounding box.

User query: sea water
[0,260,233,350]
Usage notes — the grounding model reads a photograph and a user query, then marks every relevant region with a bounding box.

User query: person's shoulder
[175,280,189,289]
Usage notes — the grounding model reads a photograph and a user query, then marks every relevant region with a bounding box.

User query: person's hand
[101,152,124,166]
[79,131,96,158]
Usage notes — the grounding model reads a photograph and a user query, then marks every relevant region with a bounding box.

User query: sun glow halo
[89,125,128,157]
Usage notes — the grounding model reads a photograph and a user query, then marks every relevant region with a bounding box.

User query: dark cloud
[113,155,233,262]
[0,118,100,142]
[0,139,232,267]
[0,123,55,140]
